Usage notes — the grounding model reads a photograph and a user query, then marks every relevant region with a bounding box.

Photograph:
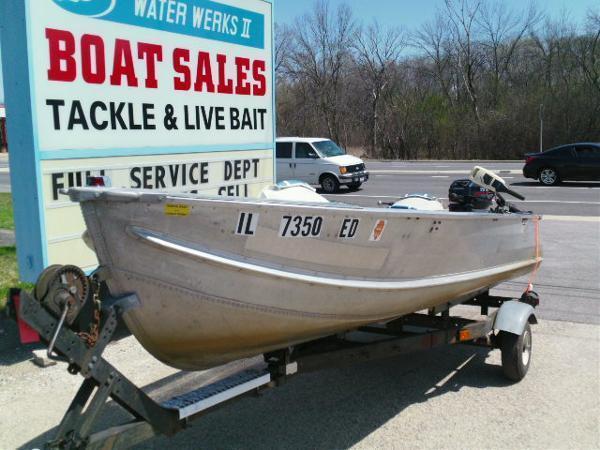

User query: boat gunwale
[68,188,542,222]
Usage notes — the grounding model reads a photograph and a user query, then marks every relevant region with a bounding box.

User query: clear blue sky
[0,0,597,103]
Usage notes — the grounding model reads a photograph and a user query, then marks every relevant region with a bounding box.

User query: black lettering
[142,166,152,188]
[224,161,232,181]
[234,160,242,180]
[241,108,252,129]
[201,106,213,129]
[142,103,156,130]
[215,107,226,130]
[128,103,142,130]
[189,163,199,184]
[200,162,209,183]
[243,160,251,178]
[68,101,89,130]
[169,165,180,186]
[46,99,65,130]
[252,159,259,177]
[130,167,141,188]
[258,108,267,129]
[349,219,359,237]
[184,105,194,130]
[110,102,127,129]
[230,107,240,129]
[155,166,166,188]
[51,173,64,201]
[244,213,254,235]
[90,101,108,130]
[339,219,351,238]
[237,212,245,234]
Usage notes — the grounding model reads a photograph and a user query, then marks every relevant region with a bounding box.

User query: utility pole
[539,103,544,152]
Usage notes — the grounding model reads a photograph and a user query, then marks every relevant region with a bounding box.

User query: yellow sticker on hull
[164,204,190,216]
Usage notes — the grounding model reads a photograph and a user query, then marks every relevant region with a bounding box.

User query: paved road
[328,161,600,217]
[320,161,600,325]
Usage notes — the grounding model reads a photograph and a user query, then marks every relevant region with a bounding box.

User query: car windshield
[313,140,345,157]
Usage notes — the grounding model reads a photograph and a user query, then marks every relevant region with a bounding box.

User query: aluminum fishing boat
[66,169,541,370]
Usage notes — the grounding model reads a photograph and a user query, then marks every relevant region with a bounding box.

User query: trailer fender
[494,300,537,335]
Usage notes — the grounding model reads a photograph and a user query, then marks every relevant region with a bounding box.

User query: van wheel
[320,175,339,194]
[348,182,362,191]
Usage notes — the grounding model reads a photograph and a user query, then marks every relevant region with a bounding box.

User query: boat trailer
[10,266,539,450]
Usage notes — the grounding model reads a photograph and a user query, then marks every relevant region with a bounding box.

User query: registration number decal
[279,215,323,238]
[236,212,259,236]
[338,218,360,239]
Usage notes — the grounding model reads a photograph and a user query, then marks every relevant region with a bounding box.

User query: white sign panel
[0,0,274,281]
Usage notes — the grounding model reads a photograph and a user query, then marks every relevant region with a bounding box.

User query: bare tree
[274,23,293,76]
[286,0,355,143]
[477,1,541,107]
[445,0,484,124]
[413,13,455,106]
[276,1,600,160]
[354,21,406,156]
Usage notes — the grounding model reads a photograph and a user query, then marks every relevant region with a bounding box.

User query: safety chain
[77,276,102,347]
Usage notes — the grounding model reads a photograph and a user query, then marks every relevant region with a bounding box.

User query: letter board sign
[0,0,275,281]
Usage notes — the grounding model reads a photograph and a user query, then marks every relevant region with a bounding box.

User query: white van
[275,137,369,193]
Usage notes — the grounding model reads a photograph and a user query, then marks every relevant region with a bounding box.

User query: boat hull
[72,189,541,370]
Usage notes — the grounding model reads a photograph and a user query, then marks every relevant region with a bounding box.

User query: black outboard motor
[448,179,494,212]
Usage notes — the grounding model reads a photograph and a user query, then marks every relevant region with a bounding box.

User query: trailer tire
[500,322,532,382]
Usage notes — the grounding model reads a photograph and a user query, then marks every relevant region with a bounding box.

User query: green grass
[0,193,14,230]
[0,198,31,310]
[0,246,34,310]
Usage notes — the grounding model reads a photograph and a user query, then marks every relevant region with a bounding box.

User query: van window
[276,142,292,158]
[313,140,345,157]
[295,143,317,159]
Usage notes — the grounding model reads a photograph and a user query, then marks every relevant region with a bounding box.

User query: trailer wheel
[500,322,532,382]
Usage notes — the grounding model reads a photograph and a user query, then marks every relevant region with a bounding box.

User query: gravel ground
[0,319,598,449]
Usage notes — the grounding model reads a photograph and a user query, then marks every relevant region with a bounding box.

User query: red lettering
[193,51,215,93]
[110,39,138,87]
[235,57,251,95]
[81,34,105,84]
[252,60,266,96]
[216,54,233,94]
[138,42,162,89]
[46,28,76,82]
[173,48,191,91]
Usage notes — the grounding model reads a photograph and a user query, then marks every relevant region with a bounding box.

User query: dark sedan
[523,142,600,185]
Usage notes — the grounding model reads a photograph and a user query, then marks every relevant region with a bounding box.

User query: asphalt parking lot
[0,158,599,449]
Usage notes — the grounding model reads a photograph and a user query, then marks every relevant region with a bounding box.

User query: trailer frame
[14,286,538,450]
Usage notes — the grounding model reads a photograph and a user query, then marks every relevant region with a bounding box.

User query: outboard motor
[448,179,494,212]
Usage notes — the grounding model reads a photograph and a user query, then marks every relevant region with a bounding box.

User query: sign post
[0,0,275,281]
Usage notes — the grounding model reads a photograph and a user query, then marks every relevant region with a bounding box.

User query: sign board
[0,0,275,281]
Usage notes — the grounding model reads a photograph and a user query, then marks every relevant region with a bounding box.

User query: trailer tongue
[11,266,538,450]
